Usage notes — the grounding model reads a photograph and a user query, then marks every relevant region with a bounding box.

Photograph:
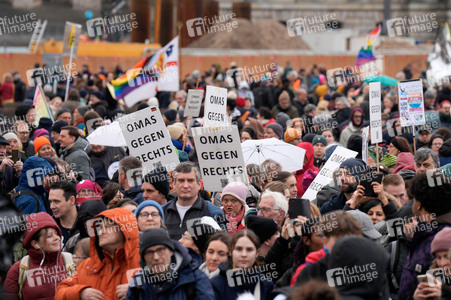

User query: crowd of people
[0,61,451,300]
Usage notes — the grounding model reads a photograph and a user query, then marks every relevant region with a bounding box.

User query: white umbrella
[86,121,127,147]
[241,138,306,172]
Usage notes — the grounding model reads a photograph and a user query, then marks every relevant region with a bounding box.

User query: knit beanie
[167,125,184,140]
[135,200,165,222]
[77,179,103,196]
[380,153,397,167]
[430,227,451,255]
[139,228,174,258]
[33,128,49,139]
[51,120,69,134]
[220,182,248,207]
[276,112,290,130]
[3,132,18,141]
[34,136,52,152]
[266,123,283,140]
[284,128,302,143]
[339,158,369,181]
[312,135,327,146]
[143,167,170,198]
[246,215,279,244]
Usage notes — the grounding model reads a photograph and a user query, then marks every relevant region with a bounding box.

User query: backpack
[17,252,75,300]
[9,188,41,213]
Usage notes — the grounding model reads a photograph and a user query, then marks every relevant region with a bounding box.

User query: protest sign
[192,125,246,191]
[302,146,358,201]
[62,22,82,58]
[362,126,369,165]
[398,79,425,127]
[203,86,228,127]
[184,89,204,117]
[369,82,382,143]
[117,107,180,172]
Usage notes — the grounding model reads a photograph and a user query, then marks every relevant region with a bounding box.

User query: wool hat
[380,153,397,167]
[220,181,248,207]
[276,112,290,130]
[76,179,103,195]
[135,200,165,222]
[339,158,369,182]
[163,109,178,123]
[38,117,53,133]
[3,132,18,141]
[284,128,302,143]
[431,227,451,255]
[51,120,69,134]
[246,215,279,244]
[167,125,184,140]
[302,133,316,144]
[33,129,49,139]
[346,210,382,240]
[312,135,327,146]
[139,228,174,258]
[90,91,104,100]
[0,136,10,146]
[236,97,246,107]
[266,123,283,140]
[143,167,170,198]
[34,136,52,153]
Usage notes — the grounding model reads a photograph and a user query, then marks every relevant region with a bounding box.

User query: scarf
[226,206,245,236]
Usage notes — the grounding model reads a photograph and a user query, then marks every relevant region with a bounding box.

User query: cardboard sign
[362,126,369,165]
[302,146,358,201]
[192,126,247,191]
[184,89,204,117]
[203,86,228,127]
[369,82,382,143]
[62,22,82,58]
[398,79,425,127]
[117,107,180,172]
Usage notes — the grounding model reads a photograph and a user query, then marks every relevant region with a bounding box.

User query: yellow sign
[69,25,76,47]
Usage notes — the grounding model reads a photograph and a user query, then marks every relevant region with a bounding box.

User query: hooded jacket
[295,142,318,198]
[59,137,91,180]
[55,208,140,300]
[4,212,70,300]
[339,108,364,147]
[394,152,416,174]
[126,242,215,300]
[15,157,54,215]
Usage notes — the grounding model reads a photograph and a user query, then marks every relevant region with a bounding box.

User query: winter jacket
[339,122,361,147]
[126,242,215,300]
[315,183,340,208]
[291,247,328,286]
[320,192,347,215]
[4,213,72,300]
[14,78,27,102]
[122,184,144,204]
[334,107,352,125]
[89,146,126,188]
[295,250,330,286]
[0,81,14,103]
[23,141,35,158]
[439,139,451,167]
[394,152,416,174]
[265,236,298,283]
[271,104,299,119]
[55,208,141,300]
[163,195,226,240]
[59,137,91,180]
[210,262,275,300]
[15,157,54,215]
[295,142,318,198]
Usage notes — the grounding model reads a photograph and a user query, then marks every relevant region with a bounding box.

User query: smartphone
[360,172,383,198]
[11,149,19,163]
[288,198,311,219]
[417,275,428,283]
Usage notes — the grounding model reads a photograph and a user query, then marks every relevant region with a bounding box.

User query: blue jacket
[123,184,144,204]
[126,242,215,300]
[210,262,274,300]
[320,192,347,215]
[15,157,54,215]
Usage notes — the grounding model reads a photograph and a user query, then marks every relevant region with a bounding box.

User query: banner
[33,85,54,125]
[369,82,382,143]
[362,126,369,165]
[398,79,425,127]
[203,86,228,127]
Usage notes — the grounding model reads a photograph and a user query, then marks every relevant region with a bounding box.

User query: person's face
[258,196,281,222]
[51,131,60,143]
[73,248,87,268]
[175,93,186,106]
[389,143,400,156]
[39,228,61,253]
[313,143,325,158]
[244,99,252,109]
[73,110,83,123]
[241,131,252,142]
[58,112,72,124]
[338,168,357,193]
[285,176,298,198]
[49,189,74,219]
[174,170,201,201]
[384,184,408,204]
[78,188,95,197]
[16,124,30,143]
[418,131,432,143]
[383,97,393,109]
[431,138,444,154]
[90,144,105,153]
[441,104,451,115]
[232,236,257,270]
[435,250,451,275]
[88,95,101,105]
[142,182,165,204]
[322,131,334,144]
[222,195,243,216]
[367,204,385,224]
[138,206,162,231]
[205,240,229,273]
[425,97,434,106]
[415,156,435,174]
[264,128,278,139]
[304,231,325,252]
[38,144,53,157]
[97,220,125,250]
[7,139,18,150]
[353,112,363,126]
[178,231,199,254]
[59,129,75,148]
[335,100,344,110]
[26,108,36,124]
[298,90,307,102]
[279,97,290,109]
[144,245,173,276]
[0,144,6,161]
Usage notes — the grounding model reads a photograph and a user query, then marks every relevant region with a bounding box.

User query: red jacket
[290,247,327,286]
[4,213,68,300]
[295,142,318,197]
[0,81,14,103]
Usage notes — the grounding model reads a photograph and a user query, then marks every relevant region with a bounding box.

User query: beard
[340,181,357,193]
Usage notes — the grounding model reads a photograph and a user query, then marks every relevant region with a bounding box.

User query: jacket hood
[73,199,107,237]
[394,152,415,174]
[297,142,315,171]
[23,212,62,249]
[350,108,364,127]
[17,156,54,193]
[61,137,91,154]
[439,139,451,157]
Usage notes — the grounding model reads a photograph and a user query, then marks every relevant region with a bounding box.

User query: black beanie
[140,228,174,258]
[51,120,69,134]
[143,166,170,198]
[246,215,279,244]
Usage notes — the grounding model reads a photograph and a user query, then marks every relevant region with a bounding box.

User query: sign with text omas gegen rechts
[369,82,382,143]
[192,125,247,191]
[118,107,180,172]
[184,89,204,117]
[203,86,228,127]
[302,146,358,201]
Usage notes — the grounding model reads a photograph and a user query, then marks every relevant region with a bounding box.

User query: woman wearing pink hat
[76,180,102,199]
[220,181,250,236]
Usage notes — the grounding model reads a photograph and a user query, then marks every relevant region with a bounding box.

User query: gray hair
[176,90,187,99]
[337,96,350,108]
[414,147,439,168]
[261,159,282,172]
[174,162,201,182]
[260,190,288,217]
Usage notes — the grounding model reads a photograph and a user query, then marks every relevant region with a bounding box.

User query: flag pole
[64,45,74,102]
[413,125,417,153]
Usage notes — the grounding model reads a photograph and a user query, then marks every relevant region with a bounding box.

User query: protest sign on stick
[203,86,228,127]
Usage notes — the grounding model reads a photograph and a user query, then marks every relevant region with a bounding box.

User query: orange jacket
[55,208,140,300]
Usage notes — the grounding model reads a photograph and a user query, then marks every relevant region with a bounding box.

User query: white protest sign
[398,79,425,127]
[362,126,369,165]
[369,82,382,143]
[192,125,246,191]
[117,107,180,172]
[62,22,82,58]
[302,146,358,201]
[203,85,228,127]
[184,89,204,117]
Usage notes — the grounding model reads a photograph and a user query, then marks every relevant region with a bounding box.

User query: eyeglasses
[139,212,160,219]
[353,115,363,119]
[17,131,29,135]
[144,246,167,258]
[72,255,87,260]
[432,143,443,147]
[258,207,279,214]
[222,198,239,205]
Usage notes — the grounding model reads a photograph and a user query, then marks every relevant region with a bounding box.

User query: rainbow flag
[111,36,179,107]
[355,25,381,67]
[33,85,54,125]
